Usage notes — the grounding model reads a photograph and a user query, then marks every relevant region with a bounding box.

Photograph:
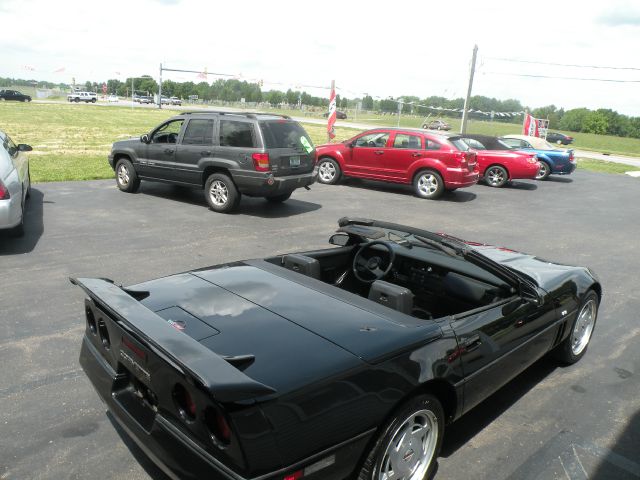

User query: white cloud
[2,0,640,115]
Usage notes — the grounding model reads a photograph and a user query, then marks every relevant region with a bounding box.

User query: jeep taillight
[0,180,9,200]
[252,153,270,172]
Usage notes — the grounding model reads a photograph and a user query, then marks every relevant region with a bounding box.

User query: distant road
[32,99,640,168]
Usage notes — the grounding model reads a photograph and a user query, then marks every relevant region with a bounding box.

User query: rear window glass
[449,138,470,151]
[220,120,256,148]
[260,121,314,150]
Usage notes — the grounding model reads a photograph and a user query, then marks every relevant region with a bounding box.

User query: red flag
[53,67,65,73]
[327,80,336,140]
[523,113,539,137]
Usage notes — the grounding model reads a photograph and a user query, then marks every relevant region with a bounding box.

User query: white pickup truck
[67,91,97,103]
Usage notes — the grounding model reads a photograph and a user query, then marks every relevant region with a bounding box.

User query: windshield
[260,121,314,150]
[449,138,470,151]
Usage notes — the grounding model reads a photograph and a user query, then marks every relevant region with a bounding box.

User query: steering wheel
[352,241,396,283]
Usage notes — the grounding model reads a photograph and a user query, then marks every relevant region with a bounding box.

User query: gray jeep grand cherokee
[108,111,318,213]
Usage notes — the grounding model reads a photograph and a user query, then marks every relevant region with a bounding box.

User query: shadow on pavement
[505,181,538,191]
[107,412,172,480]
[440,355,558,457]
[592,408,640,479]
[139,183,321,218]
[548,176,574,183]
[342,178,477,202]
[0,188,45,255]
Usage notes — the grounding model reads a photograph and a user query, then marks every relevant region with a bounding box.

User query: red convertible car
[315,128,479,199]
[456,134,541,187]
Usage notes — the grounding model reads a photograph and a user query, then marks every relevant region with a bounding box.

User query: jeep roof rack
[179,110,291,119]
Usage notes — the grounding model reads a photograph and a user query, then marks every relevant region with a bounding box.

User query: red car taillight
[252,153,270,172]
[0,180,9,200]
[527,155,538,164]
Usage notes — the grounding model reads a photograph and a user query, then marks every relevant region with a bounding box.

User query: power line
[483,71,640,83]
[486,56,640,71]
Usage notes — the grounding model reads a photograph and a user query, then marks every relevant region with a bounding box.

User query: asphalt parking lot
[1,171,639,480]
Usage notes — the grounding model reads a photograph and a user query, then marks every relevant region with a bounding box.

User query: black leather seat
[282,254,321,279]
[368,280,414,315]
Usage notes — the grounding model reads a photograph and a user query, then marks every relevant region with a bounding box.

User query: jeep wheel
[115,158,140,193]
[205,173,240,213]
[265,192,292,203]
[91,98,96,103]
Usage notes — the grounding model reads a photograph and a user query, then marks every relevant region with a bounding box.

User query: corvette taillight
[252,153,270,172]
[205,406,232,446]
[173,383,196,421]
[0,180,9,200]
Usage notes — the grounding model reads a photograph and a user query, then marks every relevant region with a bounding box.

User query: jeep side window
[182,119,214,145]
[151,120,184,144]
[219,120,256,148]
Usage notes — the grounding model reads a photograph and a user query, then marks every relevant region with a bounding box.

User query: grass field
[0,102,637,182]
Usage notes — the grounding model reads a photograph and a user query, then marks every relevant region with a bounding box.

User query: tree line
[3,75,640,139]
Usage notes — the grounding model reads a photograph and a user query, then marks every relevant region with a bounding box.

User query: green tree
[362,95,374,110]
[559,108,591,132]
[582,111,609,134]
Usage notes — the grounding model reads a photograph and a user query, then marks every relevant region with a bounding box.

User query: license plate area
[113,365,158,432]
[289,156,300,167]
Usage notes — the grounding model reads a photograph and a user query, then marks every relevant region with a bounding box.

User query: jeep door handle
[201,150,212,156]
[374,150,384,155]
[164,149,174,154]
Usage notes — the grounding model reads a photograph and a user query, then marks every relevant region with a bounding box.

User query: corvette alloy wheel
[571,297,597,356]
[485,166,508,187]
[536,161,551,180]
[378,409,439,480]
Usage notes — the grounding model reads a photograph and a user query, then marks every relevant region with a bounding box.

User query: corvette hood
[130,261,441,393]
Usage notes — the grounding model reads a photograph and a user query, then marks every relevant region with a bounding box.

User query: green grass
[0,102,362,182]
[576,158,640,174]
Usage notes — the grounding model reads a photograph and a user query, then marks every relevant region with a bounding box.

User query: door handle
[374,150,384,155]
[201,150,212,156]
[412,152,422,157]
[462,334,482,352]
[164,149,174,154]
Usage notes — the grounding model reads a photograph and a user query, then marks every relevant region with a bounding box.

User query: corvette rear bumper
[80,335,371,480]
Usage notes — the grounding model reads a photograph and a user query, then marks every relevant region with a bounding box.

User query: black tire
[413,170,444,199]
[74,97,79,103]
[535,161,551,180]
[484,165,509,188]
[26,170,31,199]
[265,192,292,203]
[115,158,140,193]
[91,98,96,103]
[317,157,341,185]
[358,394,444,480]
[421,124,428,129]
[554,290,599,365]
[204,173,240,213]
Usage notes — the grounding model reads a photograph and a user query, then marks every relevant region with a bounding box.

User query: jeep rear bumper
[233,168,318,197]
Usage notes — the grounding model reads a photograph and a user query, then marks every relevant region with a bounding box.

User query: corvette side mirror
[329,233,349,247]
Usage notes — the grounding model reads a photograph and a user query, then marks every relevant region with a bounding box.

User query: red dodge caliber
[315,128,479,199]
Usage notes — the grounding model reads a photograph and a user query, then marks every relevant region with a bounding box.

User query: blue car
[500,135,576,180]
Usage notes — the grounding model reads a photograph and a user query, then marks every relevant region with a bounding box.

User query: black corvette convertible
[73,218,601,480]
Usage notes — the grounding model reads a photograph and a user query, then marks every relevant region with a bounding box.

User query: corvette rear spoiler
[70,277,276,402]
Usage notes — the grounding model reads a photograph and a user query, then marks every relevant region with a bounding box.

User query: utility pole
[460,44,478,134]
[158,63,162,109]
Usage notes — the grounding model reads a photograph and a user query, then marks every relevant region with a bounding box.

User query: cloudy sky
[2,0,640,115]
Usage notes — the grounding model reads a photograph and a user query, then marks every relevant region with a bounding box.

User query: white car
[0,130,31,237]
[107,94,119,103]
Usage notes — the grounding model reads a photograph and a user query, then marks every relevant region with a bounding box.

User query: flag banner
[523,113,539,137]
[327,81,336,140]
[53,67,65,73]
